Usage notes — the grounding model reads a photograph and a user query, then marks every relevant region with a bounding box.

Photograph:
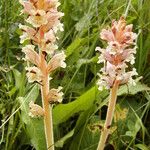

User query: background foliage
[0,0,150,150]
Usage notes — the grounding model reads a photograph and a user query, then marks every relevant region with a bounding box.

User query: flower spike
[96,16,138,90]
[19,0,66,149]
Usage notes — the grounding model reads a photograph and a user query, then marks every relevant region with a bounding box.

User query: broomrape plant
[96,17,138,150]
[19,0,66,149]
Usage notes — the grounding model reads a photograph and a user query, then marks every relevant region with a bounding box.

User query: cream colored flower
[26,10,48,27]
[29,101,45,117]
[47,52,66,72]
[43,43,58,55]
[22,45,40,66]
[20,32,29,43]
[26,66,42,83]
[53,22,64,33]
[44,29,56,43]
[48,86,63,103]
[19,24,37,43]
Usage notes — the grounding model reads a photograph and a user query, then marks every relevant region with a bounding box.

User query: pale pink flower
[44,29,56,43]
[26,66,42,83]
[100,17,137,51]
[100,29,115,42]
[26,10,48,27]
[22,45,40,66]
[43,43,58,55]
[29,101,45,117]
[19,24,37,43]
[96,17,138,90]
[19,0,35,15]
[48,86,63,103]
[47,52,66,72]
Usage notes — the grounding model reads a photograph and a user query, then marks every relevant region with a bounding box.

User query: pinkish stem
[97,80,120,150]
[40,54,54,150]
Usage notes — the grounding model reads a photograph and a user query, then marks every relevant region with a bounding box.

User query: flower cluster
[29,101,45,117]
[19,0,66,113]
[96,17,138,90]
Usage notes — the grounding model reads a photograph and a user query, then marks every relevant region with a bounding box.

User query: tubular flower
[22,45,40,66]
[96,17,138,91]
[48,86,63,103]
[29,101,45,117]
[47,51,66,72]
[25,66,43,83]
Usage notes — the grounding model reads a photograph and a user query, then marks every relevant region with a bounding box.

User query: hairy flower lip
[42,43,58,55]
[47,86,63,103]
[22,44,40,66]
[29,101,45,117]
[47,52,66,72]
[26,13,48,28]
[25,66,43,83]
[19,24,38,43]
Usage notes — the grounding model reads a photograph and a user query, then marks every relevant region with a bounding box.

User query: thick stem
[40,55,54,150]
[97,80,120,150]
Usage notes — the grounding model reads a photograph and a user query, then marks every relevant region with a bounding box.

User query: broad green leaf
[135,144,149,150]
[13,69,26,96]
[53,82,150,125]
[19,85,46,150]
[112,98,147,147]
[53,86,99,125]
[125,101,148,139]
[118,81,150,96]
[68,82,150,150]
[126,120,141,137]
[69,105,99,150]
[13,69,22,89]
[55,129,74,148]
